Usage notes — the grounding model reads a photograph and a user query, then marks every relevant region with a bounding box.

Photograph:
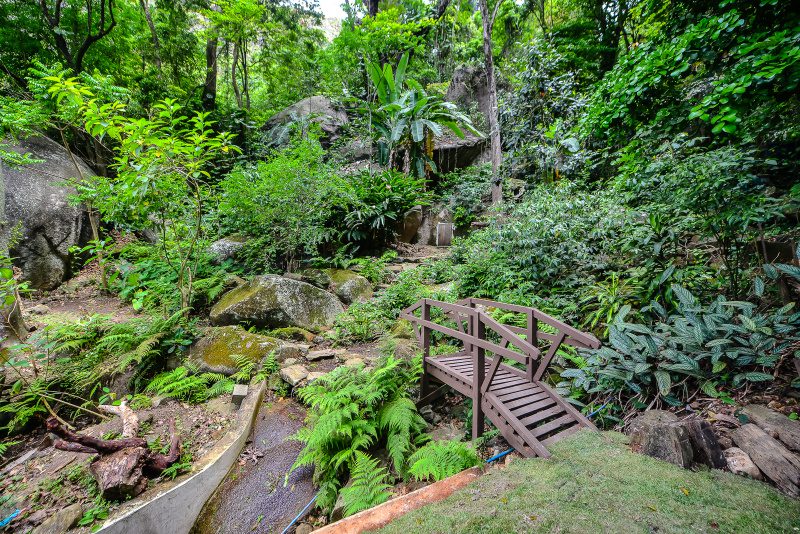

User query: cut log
[91,446,149,501]
[46,413,181,500]
[732,423,800,497]
[741,404,800,453]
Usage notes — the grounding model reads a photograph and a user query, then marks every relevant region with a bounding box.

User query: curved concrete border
[97,383,266,534]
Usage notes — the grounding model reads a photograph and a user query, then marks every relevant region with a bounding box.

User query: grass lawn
[378,431,800,534]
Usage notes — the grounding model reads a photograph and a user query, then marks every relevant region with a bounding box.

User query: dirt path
[192,397,315,534]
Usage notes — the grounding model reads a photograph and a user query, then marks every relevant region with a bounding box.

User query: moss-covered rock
[189,325,281,375]
[210,275,344,331]
[296,268,373,304]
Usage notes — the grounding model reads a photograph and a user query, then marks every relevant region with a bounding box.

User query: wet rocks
[280,365,309,387]
[732,423,800,497]
[628,411,693,468]
[31,502,83,534]
[741,404,800,453]
[275,342,311,361]
[210,275,344,332]
[724,447,762,480]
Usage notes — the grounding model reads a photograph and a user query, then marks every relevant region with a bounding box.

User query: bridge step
[425,353,595,457]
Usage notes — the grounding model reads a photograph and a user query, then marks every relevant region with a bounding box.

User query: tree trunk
[231,41,243,109]
[139,0,163,75]
[202,38,219,112]
[367,0,379,17]
[479,0,503,204]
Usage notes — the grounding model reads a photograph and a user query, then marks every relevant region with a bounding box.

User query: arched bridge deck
[400,298,601,458]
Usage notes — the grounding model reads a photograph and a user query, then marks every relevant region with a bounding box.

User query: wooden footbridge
[400,298,601,458]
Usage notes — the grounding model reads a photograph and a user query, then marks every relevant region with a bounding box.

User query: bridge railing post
[420,300,431,398]
[526,309,538,383]
[472,313,485,440]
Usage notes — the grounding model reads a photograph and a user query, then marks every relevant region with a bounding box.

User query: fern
[339,452,392,517]
[407,440,482,482]
[291,355,425,513]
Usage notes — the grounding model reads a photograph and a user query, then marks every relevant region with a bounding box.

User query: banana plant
[364,53,481,178]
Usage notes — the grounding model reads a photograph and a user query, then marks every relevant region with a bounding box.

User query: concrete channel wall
[97,383,265,534]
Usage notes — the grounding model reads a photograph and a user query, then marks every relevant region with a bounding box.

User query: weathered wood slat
[541,424,583,447]
[518,404,563,427]
[504,392,550,410]
[532,414,575,437]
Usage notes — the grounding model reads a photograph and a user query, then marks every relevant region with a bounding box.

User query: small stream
[192,397,315,534]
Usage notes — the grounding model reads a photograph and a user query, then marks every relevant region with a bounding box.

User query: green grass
[378,431,800,534]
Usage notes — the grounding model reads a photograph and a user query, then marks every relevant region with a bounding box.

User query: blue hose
[280,493,317,534]
[485,448,514,463]
[0,510,20,528]
[587,403,607,419]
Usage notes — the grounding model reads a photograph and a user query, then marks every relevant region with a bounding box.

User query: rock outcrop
[628,410,693,468]
[210,275,344,331]
[295,268,373,304]
[1,136,91,289]
[262,96,348,147]
[208,236,247,264]
[189,325,281,375]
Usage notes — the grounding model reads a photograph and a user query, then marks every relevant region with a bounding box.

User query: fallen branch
[46,409,182,499]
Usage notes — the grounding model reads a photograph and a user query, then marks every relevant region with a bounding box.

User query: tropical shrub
[218,133,349,271]
[562,284,800,408]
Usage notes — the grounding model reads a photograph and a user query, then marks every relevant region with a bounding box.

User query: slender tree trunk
[479,0,503,204]
[231,41,243,109]
[202,38,219,112]
[139,0,163,75]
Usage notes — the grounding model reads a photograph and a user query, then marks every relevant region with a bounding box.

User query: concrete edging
[97,383,266,534]
[316,466,485,534]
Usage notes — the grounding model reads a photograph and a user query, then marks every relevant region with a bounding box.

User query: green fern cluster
[291,355,427,513]
[339,452,393,516]
[407,440,482,482]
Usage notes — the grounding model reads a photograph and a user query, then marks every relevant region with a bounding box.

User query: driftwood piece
[46,410,181,500]
[741,404,800,453]
[90,447,149,501]
[98,401,139,438]
[732,423,800,497]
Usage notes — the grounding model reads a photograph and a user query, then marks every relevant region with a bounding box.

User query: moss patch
[268,327,316,342]
[190,326,280,374]
[379,431,800,534]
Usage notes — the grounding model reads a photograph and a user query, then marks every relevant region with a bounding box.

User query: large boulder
[189,325,281,375]
[445,65,491,123]
[210,275,344,331]
[263,96,348,147]
[1,136,91,289]
[294,268,373,304]
[628,410,693,468]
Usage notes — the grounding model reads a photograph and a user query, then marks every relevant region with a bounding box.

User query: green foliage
[349,251,398,285]
[502,41,587,181]
[219,132,347,271]
[364,53,480,177]
[437,164,493,228]
[407,440,481,482]
[343,170,431,246]
[291,355,427,513]
[339,451,393,517]
[562,284,800,406]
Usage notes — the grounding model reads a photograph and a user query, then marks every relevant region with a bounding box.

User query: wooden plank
[472,318,486,439]
[541,423,583,447]
[532,414,576,438]
[481,404,538,458]
[496,388,542,403]
[519,405,565,427]
[536,381,597,430]
[478,312,541,360]
[399,314,530,365]
[533,332,566,381]
[504,392,550,410]
[515,399,560,422]
[492,383,535,397]
[426,365,471,397]
[484,392,550,458]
